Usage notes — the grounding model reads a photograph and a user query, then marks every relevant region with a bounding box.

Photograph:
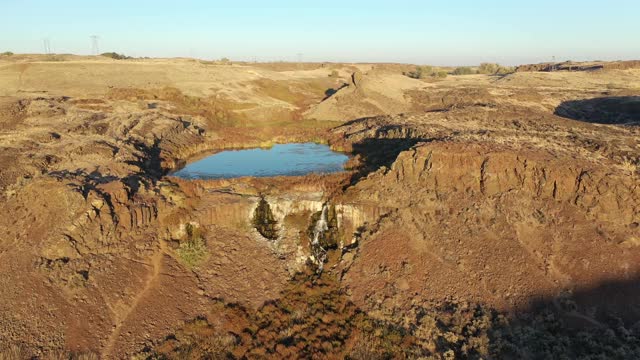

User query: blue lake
[172,143,349,179]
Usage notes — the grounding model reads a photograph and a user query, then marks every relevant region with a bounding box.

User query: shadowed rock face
[139,271,640,359]
[555,96,640,125]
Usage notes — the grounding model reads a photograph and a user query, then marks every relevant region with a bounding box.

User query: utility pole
[43,38,51,54]
[90,35,100,55]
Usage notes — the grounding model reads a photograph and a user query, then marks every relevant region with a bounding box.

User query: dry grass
[621,236,640,248]
[0,346,99,360]
[622,157,639,174]
[0,345,27,360]
[252,78,306,104]
[106,86,247,127]
[176,223,209,268]
[139,266,640,359]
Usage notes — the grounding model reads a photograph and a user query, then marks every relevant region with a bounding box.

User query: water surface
[173,143,348,179]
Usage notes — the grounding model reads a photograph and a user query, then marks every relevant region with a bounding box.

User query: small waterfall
[310,204,329,271]
[312,205,328,245]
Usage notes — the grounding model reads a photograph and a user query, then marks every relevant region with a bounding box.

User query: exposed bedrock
[336,138,640,325]
[184,186,388,275]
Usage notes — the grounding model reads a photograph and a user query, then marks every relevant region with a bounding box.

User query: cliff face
[377,142,638,224]
[331,113,640,325]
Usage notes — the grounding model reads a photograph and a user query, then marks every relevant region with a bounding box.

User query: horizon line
[3,52,639,68]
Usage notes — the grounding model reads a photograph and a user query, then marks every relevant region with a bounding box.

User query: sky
[1,0,639,65]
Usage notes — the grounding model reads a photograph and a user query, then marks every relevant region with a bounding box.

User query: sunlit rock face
[191,187,382,273]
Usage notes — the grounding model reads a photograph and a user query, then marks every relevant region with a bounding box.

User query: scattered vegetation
[405,65,448,79]
[137,272,375,359]
[0,345,28,360]
[43,54,65,62]
[106,86,241,127]
[477,62,500,74]
[100,52,132,60]
[202,57,233,65]
[477,62,515,75]
[138,270,640,359]
[435,70,448,78]
[176,223,209,268]
[622,157,639,174]
[252,196,279,240]
[452,66,475,75]
[0,51,13,56]
[252,78,307,105]
[405,65,430,79]
[0,345,98,360]
[450,63,514,76]
[200,58,234,66]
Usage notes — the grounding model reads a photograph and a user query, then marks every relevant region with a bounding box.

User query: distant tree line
[405,63,515,79]
[404,65,448,79]
[100,52,132,60]
[452,63,515,76]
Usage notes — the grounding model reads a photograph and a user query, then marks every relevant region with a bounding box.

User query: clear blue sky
[1,0,638,65]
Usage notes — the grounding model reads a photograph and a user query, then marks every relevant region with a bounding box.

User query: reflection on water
[173,143,349,179]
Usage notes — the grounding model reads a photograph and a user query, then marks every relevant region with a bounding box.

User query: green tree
[100,52,131,60]
[252,196,278,240]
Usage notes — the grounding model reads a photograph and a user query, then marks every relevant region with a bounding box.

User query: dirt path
[101,242,166,358]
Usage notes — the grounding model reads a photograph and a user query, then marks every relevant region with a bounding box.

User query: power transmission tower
[297,53,303,69]
[43,38,51,54]
[90,35,100,55]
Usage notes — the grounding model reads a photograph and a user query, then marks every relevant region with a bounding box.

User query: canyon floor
[0,55,639,359]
